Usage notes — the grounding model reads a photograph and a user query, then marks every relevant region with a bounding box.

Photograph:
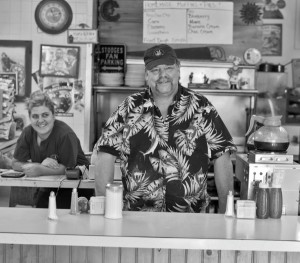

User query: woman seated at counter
[11,90,94,208]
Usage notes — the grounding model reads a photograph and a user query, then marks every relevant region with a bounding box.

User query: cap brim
[145,57,176,70]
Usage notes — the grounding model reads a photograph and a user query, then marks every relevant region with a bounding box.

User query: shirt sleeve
[57,133,79,168]
[13,128,32,162]
[202,100,237,160]
[94,98,130,157]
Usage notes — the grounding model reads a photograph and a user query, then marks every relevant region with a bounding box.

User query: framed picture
[0,40,32,101]
[261,24,282,56]
[0,72,18,94]
[39,44,80,78]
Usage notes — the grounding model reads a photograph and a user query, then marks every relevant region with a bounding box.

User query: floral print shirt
[95,85,236,212]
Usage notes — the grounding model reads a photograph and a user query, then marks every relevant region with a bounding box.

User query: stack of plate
[125,64,146,87]
[99,73,124,87]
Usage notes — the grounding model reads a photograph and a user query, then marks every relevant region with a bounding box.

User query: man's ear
[145,71,149,83]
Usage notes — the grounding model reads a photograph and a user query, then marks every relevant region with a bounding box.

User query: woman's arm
[12,158,66,177]
[22,162,66,177]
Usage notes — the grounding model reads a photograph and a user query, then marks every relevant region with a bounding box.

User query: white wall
[261,0,300,87]
[0,0,94,152]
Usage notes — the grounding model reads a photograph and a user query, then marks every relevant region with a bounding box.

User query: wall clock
[35,0,73,34]
[243,48,262,66]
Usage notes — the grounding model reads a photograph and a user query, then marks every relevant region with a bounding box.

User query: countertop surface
[0,208,300,251]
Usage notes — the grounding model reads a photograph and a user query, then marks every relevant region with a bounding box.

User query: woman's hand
[22,163,42,177]
[41,157,59,169]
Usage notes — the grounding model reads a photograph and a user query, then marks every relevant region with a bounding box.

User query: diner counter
[0,207,299,251]
[1,208,300,263]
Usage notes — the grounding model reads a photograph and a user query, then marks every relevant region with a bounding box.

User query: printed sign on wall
[97,44,126,73]
[143,1,233,44]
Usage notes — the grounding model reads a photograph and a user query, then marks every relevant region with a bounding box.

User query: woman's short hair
[26,90,55,115]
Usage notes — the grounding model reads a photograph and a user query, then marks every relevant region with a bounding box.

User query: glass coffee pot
[245,115,289,152]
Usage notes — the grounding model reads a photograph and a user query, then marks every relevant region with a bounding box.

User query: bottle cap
[259,182,269,188]
[50,191,55,197]
[72,188,77,193]
[271,184,282,188]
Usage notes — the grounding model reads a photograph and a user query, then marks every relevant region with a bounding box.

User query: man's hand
[22,163,42,177]
[41,157,59,169]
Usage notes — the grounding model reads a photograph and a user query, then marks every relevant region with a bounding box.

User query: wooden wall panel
[87,247,103,263]
[270,252,287,263]
[253,251,268,263]
[170,249,186,263]
[153,248,169,263]
[137,248,153,263]
[103,247,119,263]
[0,244,4,263]
[71,246,87,263]
[55,246,70,263]
[203,250,219,263]
[0,244,298,263]
[38,246,55,263]
[120,248,136,263]
[5,244,21,263]
[220,250,235,263]
[22,245,38,263]
[287,252,300,263]
[236,250,252,263]
[186,249,203,263]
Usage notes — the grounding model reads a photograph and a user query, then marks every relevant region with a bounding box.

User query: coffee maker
[236,153,300,215]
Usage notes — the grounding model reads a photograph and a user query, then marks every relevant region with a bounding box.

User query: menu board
[143,1,233,44]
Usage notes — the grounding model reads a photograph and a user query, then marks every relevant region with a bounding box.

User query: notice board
[98,44,126,73]
[143,1,233,44]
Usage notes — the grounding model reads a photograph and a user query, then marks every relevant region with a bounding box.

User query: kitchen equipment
[236,153,300,215]
[248,150,293,164]
[245,115,289,152]
[259,63,275,72]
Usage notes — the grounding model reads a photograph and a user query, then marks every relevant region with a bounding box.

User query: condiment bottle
[70,188,79,215]
[256,182,270,219]
[269,170,284,219]
[225,190,235,217]
[105,183,123,219]
[269,185,283,219]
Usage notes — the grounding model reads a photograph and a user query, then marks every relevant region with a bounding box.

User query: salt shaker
[70,188,79,215]
[105,183,123,219]
[225,190,235,217]
[48,191,58,220]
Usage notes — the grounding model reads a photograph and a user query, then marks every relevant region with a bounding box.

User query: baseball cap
[144,44,178,70]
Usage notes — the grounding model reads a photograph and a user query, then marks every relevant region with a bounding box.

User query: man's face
[145,63,180,97]
[68,54,76,63]
[55,49,63,58]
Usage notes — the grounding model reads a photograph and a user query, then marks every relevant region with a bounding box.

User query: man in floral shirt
[94,44,236,213]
